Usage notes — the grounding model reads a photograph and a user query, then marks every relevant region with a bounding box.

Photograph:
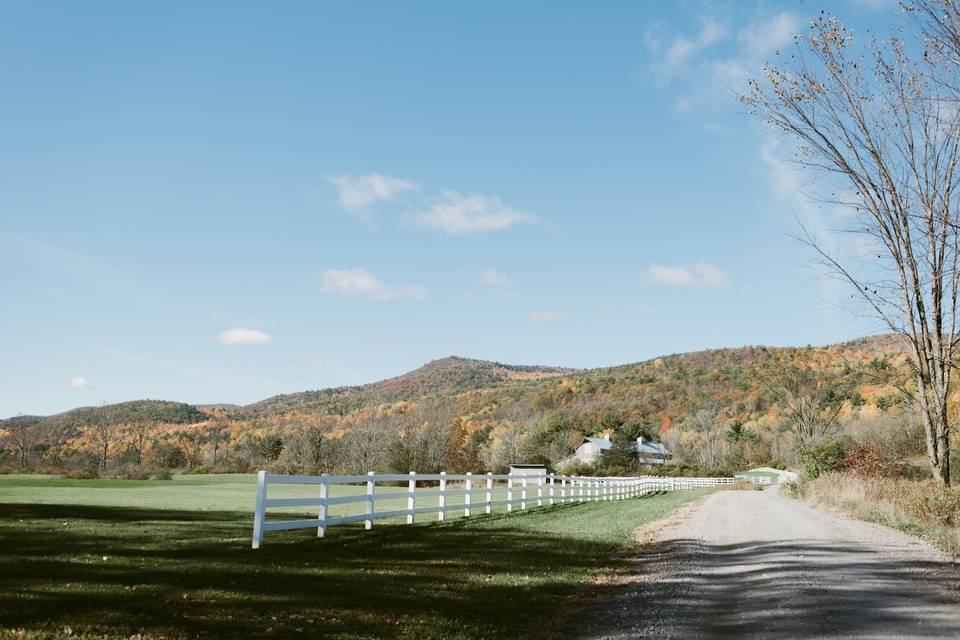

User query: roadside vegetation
[785,433,960,555]
[0,474,708,640]
[789,472,960,556]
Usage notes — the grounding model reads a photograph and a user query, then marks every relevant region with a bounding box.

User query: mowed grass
[0,474,708,640]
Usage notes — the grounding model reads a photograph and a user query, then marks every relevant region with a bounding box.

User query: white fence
[734,474,772,486]
[747,467,800,483]
[251,471,736,548]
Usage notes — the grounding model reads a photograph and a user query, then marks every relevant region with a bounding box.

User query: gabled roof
[584,436,614,450]
[582,437,669,456]
[633,441,669,456]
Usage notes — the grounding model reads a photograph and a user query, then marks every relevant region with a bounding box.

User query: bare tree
[742,14,960,484]
[0,416,41,469]
[88,406,113,472]
[124,421,152,468]
[761,359,851,444]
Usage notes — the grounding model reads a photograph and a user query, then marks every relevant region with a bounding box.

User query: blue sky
[1,0,897,416]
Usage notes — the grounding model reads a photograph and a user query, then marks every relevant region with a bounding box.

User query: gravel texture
[573,486,960,639]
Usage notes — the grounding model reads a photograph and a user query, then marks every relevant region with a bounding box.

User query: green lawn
[0,474,708,640]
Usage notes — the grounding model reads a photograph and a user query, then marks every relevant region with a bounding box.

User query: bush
[63,467,100,480]
[797,436,851,479]
[118,467,152,480]
[910,484,960,526]
[151,470,173,481]
[842,444,889,479]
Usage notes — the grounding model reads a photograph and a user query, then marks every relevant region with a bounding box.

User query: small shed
[509,463,550,476]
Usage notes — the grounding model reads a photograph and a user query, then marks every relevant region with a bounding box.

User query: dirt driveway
[573,487,960,639]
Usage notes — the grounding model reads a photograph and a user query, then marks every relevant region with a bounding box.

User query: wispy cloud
[320,268,427,301]
[67,376,92,389]
[737,11,799,59]
[759,139,803,197]
[415,190,535,235]
[217,328,274,345]
[327,173,415,214]
[645,263,730,287]
[528,310,567,323]
[480,267,511,288]
[646,16,729,78]
[649,9,799,118]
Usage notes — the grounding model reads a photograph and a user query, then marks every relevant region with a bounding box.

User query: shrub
[797,436,851,479]
[63,467,100,480]
[910,484,960,526]
[118,467,151,480]
[843,444,889,479]
[151,470,173,481]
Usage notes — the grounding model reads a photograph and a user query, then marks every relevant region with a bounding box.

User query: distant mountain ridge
[244,356,580,416]
[1,335,907,426]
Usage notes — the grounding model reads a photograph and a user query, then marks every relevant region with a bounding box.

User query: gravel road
[573,487,960,639]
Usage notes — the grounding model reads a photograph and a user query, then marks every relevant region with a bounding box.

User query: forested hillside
[0,335,925,477]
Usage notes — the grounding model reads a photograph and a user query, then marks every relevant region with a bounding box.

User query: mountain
[244,356,580,416]
[1,335,915,475]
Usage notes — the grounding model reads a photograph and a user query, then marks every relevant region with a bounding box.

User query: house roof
[633,441,669,456]
[585,436,614,450]
[583,437,669,456]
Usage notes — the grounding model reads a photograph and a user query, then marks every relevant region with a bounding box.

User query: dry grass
[795,472,960,555]
[730,479,764,491]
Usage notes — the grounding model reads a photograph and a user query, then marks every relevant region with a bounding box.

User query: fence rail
[746,467,800,483]
[251,471,737,548]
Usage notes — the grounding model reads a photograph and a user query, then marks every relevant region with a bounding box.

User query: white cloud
[480,267,511,288]
[654,10,798,118]
[320,268,427,301]
[737,12,799,59]
[217,328,274,346]
[645,263,730,287]
[759,140,803,197]
[528,310,566,323]
[415,190,535,235]
[67,376,91,389]
[327,173,415,214]
[647,16,729,77]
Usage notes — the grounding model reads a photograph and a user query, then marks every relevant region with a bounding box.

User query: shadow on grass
[0,501,627,640]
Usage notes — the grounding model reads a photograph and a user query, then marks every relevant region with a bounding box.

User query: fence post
[578,476,584,502]
[252,470,267,549]
[507,475,514,512]
[521,476,528,510]
[317,473,329,538]
[485,472,493,514]
[407,471,417,525]
[438,471,447,522]
[365,471,375,530]
[465,472,472,518]
[548,474,554,506]
[560,476,566,503]
[537,475,543,507]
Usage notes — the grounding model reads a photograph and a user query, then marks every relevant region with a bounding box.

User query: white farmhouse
[554,432,670,469]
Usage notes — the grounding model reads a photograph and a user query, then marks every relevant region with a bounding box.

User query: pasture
[0,474,708,640]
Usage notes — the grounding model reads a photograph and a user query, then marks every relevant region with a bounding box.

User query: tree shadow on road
[575,538,960,639]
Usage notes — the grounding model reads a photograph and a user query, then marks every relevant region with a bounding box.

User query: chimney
[637,436,646,446]
[604,432,611,442]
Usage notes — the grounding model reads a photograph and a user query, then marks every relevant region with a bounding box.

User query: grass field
[0,474,709,640]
